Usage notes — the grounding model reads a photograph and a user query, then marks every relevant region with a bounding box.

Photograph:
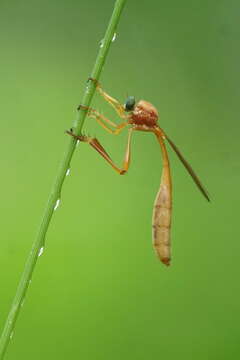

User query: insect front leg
[88,78,128,120]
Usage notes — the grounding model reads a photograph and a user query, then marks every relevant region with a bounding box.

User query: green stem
[0,1,126,358]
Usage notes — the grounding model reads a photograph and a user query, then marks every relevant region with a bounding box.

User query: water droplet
[10,331,14,340]
[76,140,80,147]
[112,32,117,42]
[99,39,104,48]
[38,246,44,257]
[54,199,60,211]
[85,84,90,94]
[66,168,71,176]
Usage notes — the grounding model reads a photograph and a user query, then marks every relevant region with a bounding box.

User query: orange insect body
[128,101,172,265]
[67,79,209,266]
[128,100,172,265]
[130,100,159,127]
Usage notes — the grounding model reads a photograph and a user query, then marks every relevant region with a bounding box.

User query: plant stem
[0,0,126,358]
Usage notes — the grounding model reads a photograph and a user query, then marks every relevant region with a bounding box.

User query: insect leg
[66,128,134,175]
[78,104,117,128]
[78,105,128,135]
[88,78,127,120]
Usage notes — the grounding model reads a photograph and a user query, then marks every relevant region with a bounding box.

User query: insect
[67,78,210,266]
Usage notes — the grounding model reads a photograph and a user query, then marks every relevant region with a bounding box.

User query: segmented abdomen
[152,130,172,266]
[152,182,172,265]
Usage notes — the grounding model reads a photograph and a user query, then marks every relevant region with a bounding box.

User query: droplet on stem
[38,246,44,257]
[54,199,60,211]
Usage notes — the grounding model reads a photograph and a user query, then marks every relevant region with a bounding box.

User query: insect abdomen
[152,129,172,266]
[152,185,172,266]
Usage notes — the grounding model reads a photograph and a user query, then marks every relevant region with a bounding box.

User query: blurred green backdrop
[0,0,239,359]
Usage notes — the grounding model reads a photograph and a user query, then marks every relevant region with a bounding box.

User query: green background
[0,0,239,359]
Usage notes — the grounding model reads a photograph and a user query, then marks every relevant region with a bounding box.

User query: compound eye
[124,96,135,111]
